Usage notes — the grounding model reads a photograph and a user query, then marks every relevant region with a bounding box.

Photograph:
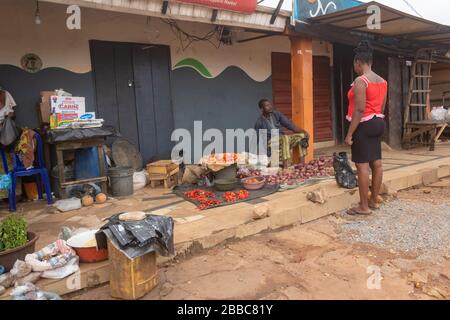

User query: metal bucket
[108,167,134,197]
[51,166,75,198]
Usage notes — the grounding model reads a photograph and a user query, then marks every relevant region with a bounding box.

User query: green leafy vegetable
[0,215,28,251]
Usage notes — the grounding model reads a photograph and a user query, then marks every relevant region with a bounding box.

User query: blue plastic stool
[0,132,53,212]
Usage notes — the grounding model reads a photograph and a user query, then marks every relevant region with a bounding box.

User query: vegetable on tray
[238,156,335,187]
[184,189,250,210]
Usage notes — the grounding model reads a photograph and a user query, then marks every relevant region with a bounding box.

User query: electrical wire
[161,19,223,50]
[402,0,423,18]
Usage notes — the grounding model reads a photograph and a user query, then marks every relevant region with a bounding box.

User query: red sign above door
[174,0,257,14]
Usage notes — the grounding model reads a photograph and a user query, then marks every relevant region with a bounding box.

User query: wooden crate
[146,160,179,175]
[107,239,158,300]
[148,166,179,189]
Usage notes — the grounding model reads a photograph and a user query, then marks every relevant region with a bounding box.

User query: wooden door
[313,56,333,142]
[271,52,333,142]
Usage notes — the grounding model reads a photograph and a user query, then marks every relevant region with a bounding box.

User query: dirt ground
[68,184,450,300]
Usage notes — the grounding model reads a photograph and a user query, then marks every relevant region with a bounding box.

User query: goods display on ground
[238,156,335,187]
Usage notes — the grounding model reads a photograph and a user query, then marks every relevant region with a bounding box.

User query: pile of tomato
[197,199,223,210]
[207,153,239,163]
[184,189,250,210]
[222,190,249,203]
[184,190,222,210]
[184,190,216,201]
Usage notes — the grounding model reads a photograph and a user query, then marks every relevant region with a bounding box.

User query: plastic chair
[0,131,53,212]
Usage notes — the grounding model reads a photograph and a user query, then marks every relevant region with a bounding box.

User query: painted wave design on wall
[173,57,272,82]
[173,58,213,79]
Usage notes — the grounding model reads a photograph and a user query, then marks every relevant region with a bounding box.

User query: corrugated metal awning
[42,0,290,32]
[307,1,450,50]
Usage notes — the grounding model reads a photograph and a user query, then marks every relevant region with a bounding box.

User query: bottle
[50,107,57,129]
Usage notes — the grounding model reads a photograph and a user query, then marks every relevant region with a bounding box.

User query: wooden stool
[147,160,180,189]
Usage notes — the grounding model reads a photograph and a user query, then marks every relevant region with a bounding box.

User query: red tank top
[347,75,388,122]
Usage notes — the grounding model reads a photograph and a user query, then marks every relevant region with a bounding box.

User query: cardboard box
[40,91,54,104]
[37,102,51,124]
[50,113,78,129]
[50,96,85,116]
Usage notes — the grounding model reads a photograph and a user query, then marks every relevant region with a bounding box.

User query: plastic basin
[0,232,39,272]
[241,176,266,190]
[67,230,108,263]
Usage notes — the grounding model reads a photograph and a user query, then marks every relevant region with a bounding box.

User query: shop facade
[293,0,450,149]
[1,0,338,164]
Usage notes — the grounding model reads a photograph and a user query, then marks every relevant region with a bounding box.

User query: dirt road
[69,184,450,300]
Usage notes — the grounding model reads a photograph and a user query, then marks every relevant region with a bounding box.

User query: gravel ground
[338,199,450,261]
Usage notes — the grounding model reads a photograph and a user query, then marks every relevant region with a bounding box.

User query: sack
[431,106,447,121]
[133,170,149,191]
[10,260,32,278]
[41,256,79,279]
[0,117,20,146]
[333,152,358,189]
[182,165,208,184]
[25,240,77,272]
[54,198,82,212]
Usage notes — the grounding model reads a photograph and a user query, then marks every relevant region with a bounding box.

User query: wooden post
[291,36,314,163]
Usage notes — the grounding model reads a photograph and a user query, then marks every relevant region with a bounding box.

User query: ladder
[403,49,435,133]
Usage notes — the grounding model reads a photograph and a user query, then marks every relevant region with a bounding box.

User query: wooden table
[52,137,107,198]
[403,120,448,151]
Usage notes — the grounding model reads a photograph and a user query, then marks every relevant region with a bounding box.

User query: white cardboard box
[50,96,86,116]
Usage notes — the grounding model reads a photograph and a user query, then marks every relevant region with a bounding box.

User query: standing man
[254,99,309,168]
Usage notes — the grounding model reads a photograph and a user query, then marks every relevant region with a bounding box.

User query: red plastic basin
[67,230,108,263]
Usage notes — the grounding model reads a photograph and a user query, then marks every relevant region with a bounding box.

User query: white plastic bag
[133,170,149,191]
[25,240,77,272]
[41,257,79,279]
[10,260,32,278]
[58,226,91,241]
[431,106,447,121]
[248,153,269,166]
[54,198,82,212]
[446,109,450,121]
[55,89,72,97]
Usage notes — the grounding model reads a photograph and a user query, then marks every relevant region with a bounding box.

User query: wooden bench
[403,120,448,151]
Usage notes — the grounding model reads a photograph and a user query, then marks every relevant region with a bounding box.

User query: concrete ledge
[3,155,449,299]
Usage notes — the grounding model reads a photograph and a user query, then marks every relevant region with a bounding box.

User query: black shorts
[351,117,386,164]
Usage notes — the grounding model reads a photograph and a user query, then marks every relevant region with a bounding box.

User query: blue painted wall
[0,64,272,155]
[171,66,272,134]
[0,65,95,128]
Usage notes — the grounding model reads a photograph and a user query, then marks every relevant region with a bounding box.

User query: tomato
[222,190,249,202]
[237,190,249,199]
[185,188,249,209]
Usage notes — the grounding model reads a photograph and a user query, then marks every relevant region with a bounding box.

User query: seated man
[254,99,309,168]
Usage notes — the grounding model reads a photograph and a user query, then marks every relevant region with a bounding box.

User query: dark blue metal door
[90,40,174,163]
